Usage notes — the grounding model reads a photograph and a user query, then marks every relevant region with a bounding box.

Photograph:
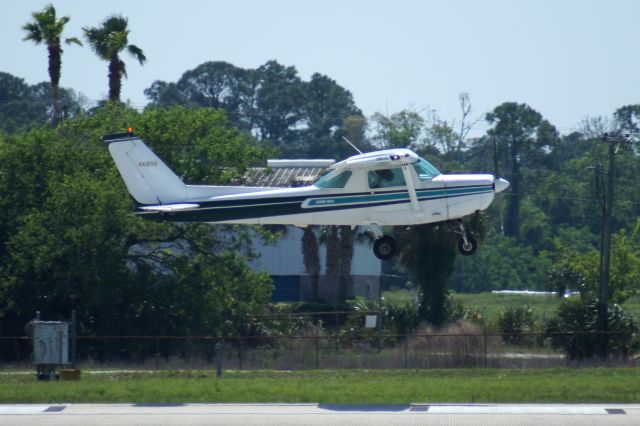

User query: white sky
[2,0,639,135]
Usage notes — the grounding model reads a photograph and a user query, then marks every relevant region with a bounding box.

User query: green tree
[253,61,305,153]
[146,61,257,131]
[395,224,457,326]
[340,114,371,155]
[481,102,558,239]
[83,15,146,102]
[30,82,86,121]
[0,72,86,133]
[145,61,370,159]
[451,233,551,293]
[143,81,187,108]
[546,298,639,360]
[549,225,640,305]
[395,215,488,326]
[371,110,425,149]
[22,3,82,126]
[614,104,640,133]
[0,105,273,338]
[301,73,363,158]
[0,72,47,132]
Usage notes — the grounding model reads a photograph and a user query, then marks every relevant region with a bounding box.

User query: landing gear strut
[373,235,397,260]
[456,221,477,256]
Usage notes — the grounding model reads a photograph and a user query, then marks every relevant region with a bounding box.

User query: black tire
[458,236,477,256]
[373,236,397,260]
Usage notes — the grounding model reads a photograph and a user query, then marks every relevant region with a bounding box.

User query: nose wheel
[373,236,397,260]
[458,235,477,255]
[456,221,477,256]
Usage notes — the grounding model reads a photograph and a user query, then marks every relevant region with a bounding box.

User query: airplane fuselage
[104,134,509,258]
[138,173,496,227]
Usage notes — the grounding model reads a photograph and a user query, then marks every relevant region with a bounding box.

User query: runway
[1,403,639,425]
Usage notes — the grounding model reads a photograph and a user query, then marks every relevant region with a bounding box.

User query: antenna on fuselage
[342,136,363,155]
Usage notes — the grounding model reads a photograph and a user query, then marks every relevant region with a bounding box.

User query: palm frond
[127,45,146,65]
[65,37,83,47]
[102,15,129,33]
[119,59,128,78]
[83,26,111,59]
[22,22,43,42]
[109,31,129,53]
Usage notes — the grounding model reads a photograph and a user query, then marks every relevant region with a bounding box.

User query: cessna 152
[104,131,509,260]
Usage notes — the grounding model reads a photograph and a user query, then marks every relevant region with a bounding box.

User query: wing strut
[402,164,421,213]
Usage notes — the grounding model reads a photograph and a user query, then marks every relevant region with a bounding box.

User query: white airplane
[104,131,509,260]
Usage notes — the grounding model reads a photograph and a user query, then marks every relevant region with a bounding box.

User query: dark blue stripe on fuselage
[137,184,493,222]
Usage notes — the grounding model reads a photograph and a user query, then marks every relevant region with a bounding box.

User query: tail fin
[103,132,187,205]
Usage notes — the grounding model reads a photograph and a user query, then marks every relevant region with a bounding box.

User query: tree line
[1,5,639,355]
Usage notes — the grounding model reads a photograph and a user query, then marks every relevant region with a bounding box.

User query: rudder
[103,132,187,205]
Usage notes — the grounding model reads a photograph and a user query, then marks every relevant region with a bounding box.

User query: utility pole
[598,133,616,357]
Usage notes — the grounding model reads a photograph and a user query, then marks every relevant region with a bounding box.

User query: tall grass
[1,368,639,403]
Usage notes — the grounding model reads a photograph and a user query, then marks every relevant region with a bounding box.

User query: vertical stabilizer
[103,133,187,205]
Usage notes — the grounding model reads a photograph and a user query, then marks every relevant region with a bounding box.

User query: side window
[368,168,406,189]
[314,170,352,188]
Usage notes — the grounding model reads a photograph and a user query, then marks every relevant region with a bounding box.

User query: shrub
[545,298,640,360]
[383,302,420,335]
[446,295,485,325]
[496,305,535,345]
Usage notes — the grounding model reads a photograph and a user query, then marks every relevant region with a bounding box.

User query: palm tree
[301,226,321,301]
[22,4,82,126]
[319,225,357,303]
[83,15,146,102]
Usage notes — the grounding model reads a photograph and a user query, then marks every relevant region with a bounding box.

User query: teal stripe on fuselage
[306,191,409,207]
[306,185,492,208]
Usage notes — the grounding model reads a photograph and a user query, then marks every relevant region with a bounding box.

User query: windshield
[314,170,352,188]
[413,158,440,181]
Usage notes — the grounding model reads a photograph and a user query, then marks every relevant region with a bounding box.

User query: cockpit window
[314,170,352,188]
[413,158,440,181]
[368,167,406,189]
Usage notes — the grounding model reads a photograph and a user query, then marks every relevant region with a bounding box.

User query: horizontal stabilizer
[139,203,200,212]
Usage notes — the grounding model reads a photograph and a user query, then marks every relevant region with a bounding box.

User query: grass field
[383,290,640,325]
[1,368,640,404]
[452,292,562,324]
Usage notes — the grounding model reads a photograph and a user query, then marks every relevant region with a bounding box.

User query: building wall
[298,274,381,301]
[250,226,382,302]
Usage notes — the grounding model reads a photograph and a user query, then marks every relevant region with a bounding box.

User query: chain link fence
[2,310,638,370]
[2,330,637,370]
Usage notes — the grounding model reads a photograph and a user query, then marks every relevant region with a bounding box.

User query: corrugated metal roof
[241,166,328,187]
[267,159,335,168]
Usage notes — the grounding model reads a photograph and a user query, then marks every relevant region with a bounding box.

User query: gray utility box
[32,321,69,379]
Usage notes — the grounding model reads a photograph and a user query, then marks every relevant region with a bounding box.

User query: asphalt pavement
[1,403,639,425]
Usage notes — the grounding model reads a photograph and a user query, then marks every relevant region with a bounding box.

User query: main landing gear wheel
[458,236,477,256]
[373,236,397,260]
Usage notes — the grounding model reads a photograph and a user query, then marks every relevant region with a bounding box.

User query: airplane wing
[331,149,418,170]
[139,203,200,212]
